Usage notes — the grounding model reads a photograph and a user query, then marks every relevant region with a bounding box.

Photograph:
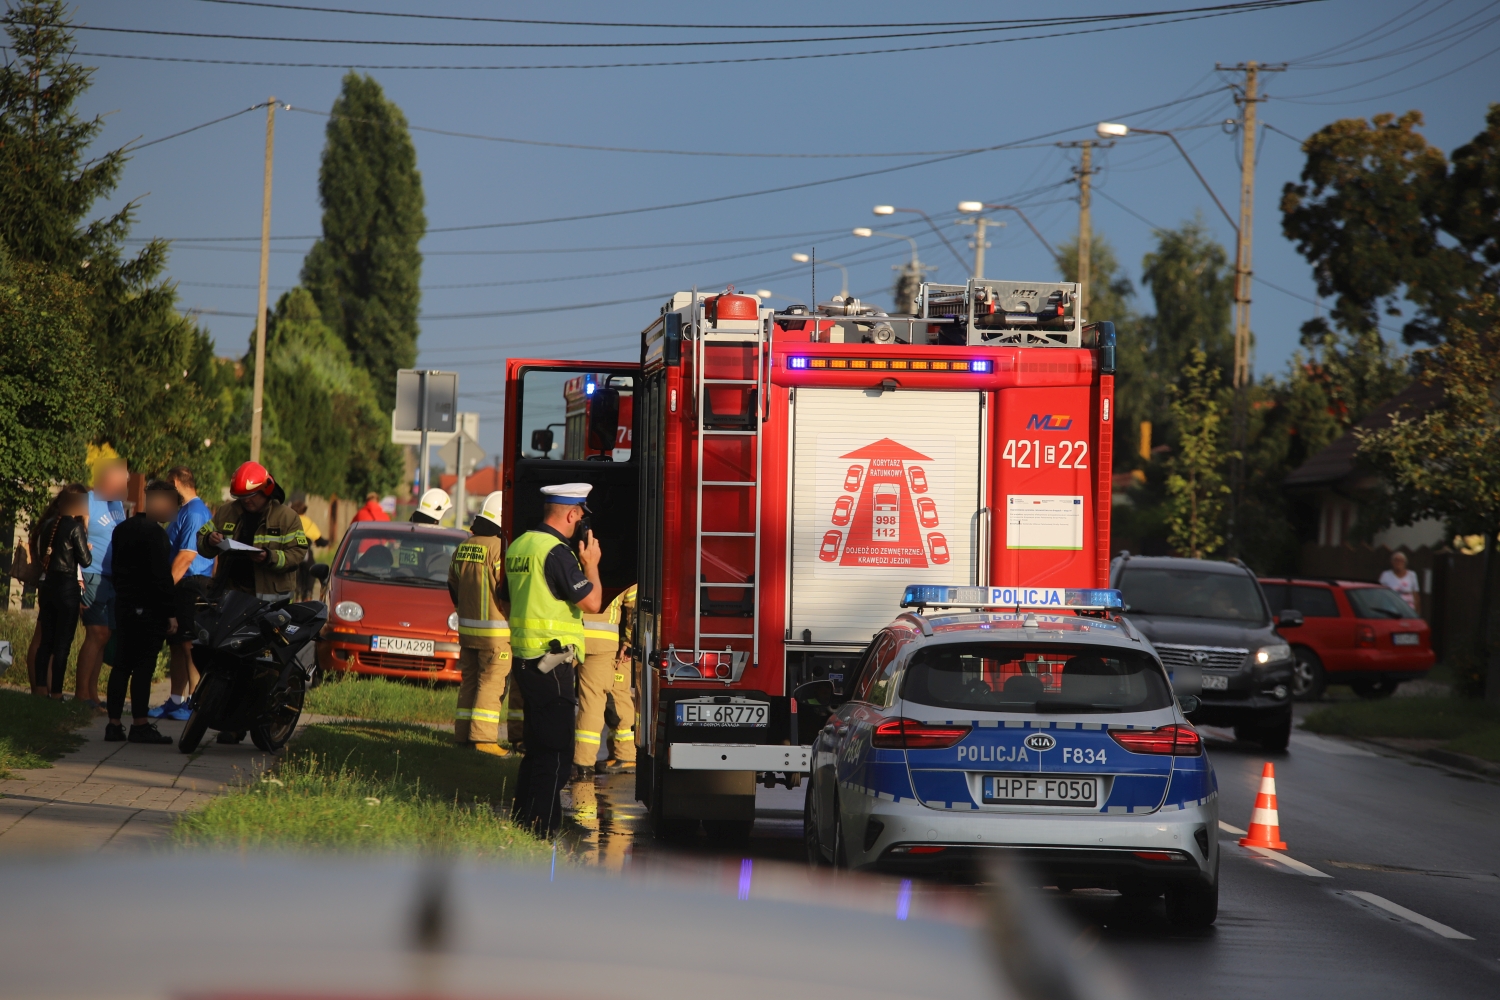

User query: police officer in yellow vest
[446,491,512,756]
[577,583,638,776]
[500,482,602,837]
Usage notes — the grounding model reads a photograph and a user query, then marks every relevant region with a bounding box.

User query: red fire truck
[502,280,1117,839]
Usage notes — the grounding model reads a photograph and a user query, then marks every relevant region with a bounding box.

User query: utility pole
[956,202,1002,281]
[249,98,277,463]
[1057,140,1107,316]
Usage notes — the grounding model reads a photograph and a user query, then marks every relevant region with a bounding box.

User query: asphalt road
[578,712,1500,999]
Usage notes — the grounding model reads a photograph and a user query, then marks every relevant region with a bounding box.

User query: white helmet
[475,491,504,529]
[412,488,453,524]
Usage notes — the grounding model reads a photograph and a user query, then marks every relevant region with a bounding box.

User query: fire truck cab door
[790,389,985,644]
[505,362,641,594]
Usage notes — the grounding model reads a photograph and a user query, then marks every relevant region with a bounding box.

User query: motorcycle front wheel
[178,673,227,754]
[251,671,307,753]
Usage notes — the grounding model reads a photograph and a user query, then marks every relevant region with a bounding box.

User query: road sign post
[394,370,458,496]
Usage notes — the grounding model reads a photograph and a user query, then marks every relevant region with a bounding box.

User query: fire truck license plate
[370,636,436,657]
[675,699,768,727]
[983,776,1097,807]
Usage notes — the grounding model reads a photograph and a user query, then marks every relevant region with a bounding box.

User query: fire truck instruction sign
[791,389,981,642]
[1006,495,1084,550]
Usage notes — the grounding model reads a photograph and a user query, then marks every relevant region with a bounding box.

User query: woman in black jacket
[106,480,182,744]
[30,484,91,698]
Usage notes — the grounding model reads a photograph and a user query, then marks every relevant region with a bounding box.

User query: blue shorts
[80,574,116,630]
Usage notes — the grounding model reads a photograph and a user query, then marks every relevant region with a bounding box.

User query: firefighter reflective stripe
[456,707,501,723]
[614,729,634,740]
[576,729,602,745]
[252,530,307,546]
[507,709,524,720]
[582,620,619,640]
[458,616,509,638]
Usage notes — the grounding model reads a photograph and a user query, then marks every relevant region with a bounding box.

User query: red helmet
[230,461,275,499]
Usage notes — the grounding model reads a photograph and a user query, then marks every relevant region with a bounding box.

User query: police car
[798,585,1219,928]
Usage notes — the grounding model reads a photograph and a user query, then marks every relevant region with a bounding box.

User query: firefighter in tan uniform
[600,584,637,773]
[446,492,513,756]
[573,591,625,780]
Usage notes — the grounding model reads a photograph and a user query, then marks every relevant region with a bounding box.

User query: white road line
[1290,732,1377,756]
[1349,891,1474,940]
[1247,845,1333,877]
[1218,820,1248,835]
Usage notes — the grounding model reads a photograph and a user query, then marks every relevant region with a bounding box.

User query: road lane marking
[1246,845,1332,877]
[1218,820,1248,835]
[1348,891,1474,940]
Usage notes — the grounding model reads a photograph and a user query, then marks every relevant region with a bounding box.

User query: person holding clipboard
[196,460,310,603]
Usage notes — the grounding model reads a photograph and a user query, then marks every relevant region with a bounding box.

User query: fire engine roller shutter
[790,389,982,643]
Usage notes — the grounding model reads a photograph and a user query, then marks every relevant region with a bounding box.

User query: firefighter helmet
[475,491,504,529]
[412,488,452,524]
[230,461,275,499]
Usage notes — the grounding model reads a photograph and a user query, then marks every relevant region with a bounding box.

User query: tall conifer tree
[301,73,425,409]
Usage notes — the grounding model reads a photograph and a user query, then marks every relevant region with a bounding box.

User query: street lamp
[792,252,848,298]
[1095,121,1238,232]
[959,202,1061,267]
[852,227,920,265]
[872,204,968,271]
[955,201,1003,281]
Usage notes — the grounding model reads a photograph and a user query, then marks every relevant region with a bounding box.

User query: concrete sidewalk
[0,688,283,855]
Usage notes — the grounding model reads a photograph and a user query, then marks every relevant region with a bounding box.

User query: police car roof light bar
[900,585,1124,611]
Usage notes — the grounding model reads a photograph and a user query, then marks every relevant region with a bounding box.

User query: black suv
[1109,555,1298,751]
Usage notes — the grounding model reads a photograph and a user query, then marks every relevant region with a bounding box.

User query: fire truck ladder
[690,291,767,681]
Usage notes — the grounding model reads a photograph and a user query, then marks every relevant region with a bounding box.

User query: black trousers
[34,581,80,694]
[509,655,577,839]
[108,610,167,721]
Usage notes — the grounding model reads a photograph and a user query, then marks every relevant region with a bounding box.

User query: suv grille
[1154,644,1248,671]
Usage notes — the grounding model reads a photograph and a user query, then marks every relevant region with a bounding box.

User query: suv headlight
[334,600,364,623]
[447,611,459,632]
[1254,643,1291,665]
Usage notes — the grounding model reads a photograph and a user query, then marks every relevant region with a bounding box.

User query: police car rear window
[901,643,1172,714]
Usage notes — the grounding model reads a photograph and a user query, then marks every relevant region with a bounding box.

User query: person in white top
[1378,551,1420,614]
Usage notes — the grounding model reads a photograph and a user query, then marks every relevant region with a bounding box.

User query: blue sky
[60,0,1500,463]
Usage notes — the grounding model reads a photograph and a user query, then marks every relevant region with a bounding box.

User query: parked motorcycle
[178,591,327,754]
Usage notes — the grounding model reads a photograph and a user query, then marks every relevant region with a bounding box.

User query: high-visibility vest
[505,530,587,659]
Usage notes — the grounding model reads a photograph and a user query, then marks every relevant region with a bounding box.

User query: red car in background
[318,522,467,684]
[1258,577,1435,700]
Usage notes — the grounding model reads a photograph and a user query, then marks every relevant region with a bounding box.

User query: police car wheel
[1164,877,1218,928]
[804,785,831,868]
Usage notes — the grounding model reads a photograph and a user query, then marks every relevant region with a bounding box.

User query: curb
[1350,736,1500,781]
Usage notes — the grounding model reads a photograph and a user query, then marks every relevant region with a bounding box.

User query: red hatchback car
[318,522,467,684]
[1258,577,1435,700]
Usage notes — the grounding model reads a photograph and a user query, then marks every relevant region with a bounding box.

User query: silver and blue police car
[798,585,1219,928]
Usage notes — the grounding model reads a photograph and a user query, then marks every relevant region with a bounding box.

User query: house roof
[1283,381,1444,489]
[439,465,502,495]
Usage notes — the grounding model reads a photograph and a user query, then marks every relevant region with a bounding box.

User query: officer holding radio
[499,483,602,836]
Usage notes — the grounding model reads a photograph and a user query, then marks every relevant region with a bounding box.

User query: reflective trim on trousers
[457,708,501,723]
[613,729,634,740]
[575,729,601,745]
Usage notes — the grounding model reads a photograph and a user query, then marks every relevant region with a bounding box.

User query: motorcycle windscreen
[789,389,982,644]
[898,642,1175,813]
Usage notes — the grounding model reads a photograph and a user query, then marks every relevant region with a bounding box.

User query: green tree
[0,245,105,519]
[301,72,425,409]
[0,0,226,483]
[1356,295,1500,700]
[1281,106,1500,345]
[1139,216,1235,381]
[1058,232,1142,465]
[247,288,403,499]
[1164,347,1232,559]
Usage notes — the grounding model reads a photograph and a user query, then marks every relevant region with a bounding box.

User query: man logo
[1025,414,1073,431]
[1023,732,1057,752]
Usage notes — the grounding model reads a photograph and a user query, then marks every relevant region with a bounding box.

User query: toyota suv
[1109,555,1296,751]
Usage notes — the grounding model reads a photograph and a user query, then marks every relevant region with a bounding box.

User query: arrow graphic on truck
[824,438,946,568]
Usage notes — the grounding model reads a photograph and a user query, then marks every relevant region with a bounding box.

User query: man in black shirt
[105,481,181,744]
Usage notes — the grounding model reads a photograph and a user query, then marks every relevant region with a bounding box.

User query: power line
[186,0,1309,32]
[78,4,1316,50]
[124,102,270,151]
[1271,37,1500,103]
[72,2,1320,71]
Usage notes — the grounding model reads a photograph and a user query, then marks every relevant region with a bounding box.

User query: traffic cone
[1239,762,1288,850]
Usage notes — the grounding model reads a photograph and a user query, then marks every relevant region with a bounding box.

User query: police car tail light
[872,718,970,750]
[1109,724,1202,756]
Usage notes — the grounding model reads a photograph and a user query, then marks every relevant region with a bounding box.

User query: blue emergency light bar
[901,585,1123,611]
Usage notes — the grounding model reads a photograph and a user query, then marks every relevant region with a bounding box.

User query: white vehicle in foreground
[799,585,1220,927]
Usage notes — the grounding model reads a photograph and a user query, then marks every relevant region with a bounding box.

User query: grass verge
[305,672,458,724]
[0,688,94,777]
[174,721,544,857]
[1302,696,1500,763]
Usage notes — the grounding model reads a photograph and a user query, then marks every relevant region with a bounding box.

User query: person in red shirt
[351,492,390,523]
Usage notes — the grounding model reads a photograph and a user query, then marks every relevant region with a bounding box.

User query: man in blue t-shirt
[149,466,216,721]
[78,458,128,709]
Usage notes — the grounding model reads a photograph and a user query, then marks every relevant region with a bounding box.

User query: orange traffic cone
[1239,762,1288,850]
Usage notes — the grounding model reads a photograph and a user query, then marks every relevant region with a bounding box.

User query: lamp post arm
[1146,130,1238,235]
[989,204,1060,267]
[900,207,969,271]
